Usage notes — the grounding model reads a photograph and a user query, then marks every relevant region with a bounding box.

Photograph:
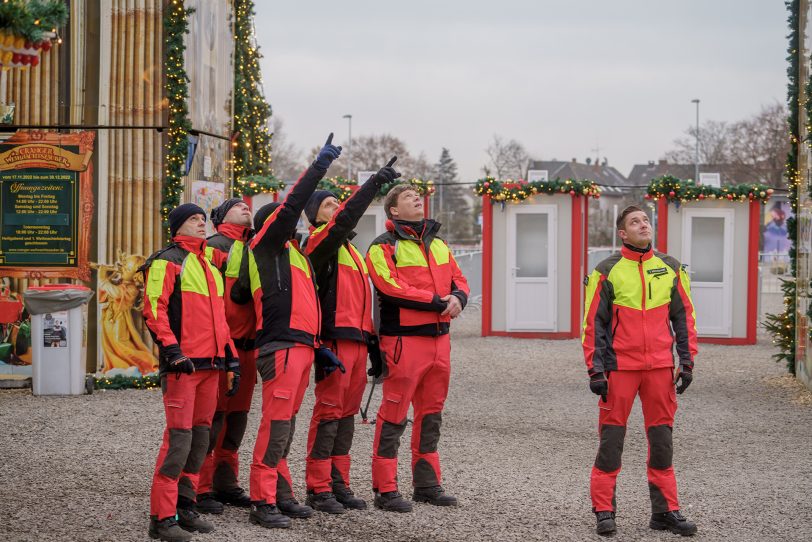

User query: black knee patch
[595,424,626,472]
[159,428,192,478]
[648,482,669,513]
[418,412,442,454]
[310,419,339,459]
[647,425,673,470]
[413,458,439,488]
[184,425,210,474]
[263,420,291,468]
[222,411,248,451]
[282,415,296,459]
[207,411,226,454]
[376,420,407,458]
[276,473,293,500]
[331,416,355,456]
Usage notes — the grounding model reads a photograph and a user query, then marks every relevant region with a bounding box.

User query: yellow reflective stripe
[429,239,450,265]
[181,254,224,296]
[145,259,169,320]
[337,246,358,270]
[394,241,427,267]
[225,240,244,278]
[248,250,261,295]
[289,246,311,278]
[312,224,327,235]
[349,243,368,274]
[368,244,400,289]
[581,270,602,343]
[204,246,214,260]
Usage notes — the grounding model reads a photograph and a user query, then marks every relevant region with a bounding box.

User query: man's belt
[232,337,256,350]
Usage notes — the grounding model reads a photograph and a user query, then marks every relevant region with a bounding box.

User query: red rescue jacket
[366,219,469,337]
[304,177,378,343]
[141,236,237,372]
[206,222,256,349]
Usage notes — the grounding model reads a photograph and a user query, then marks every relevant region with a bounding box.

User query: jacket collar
[216,222,253,241]
[620,242,654,262]
[173,235,207,256]
[386,218,441,241]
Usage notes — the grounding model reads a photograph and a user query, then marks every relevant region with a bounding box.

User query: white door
[506,204,557,331]
[353,206,386,255]
[681,208,733,337]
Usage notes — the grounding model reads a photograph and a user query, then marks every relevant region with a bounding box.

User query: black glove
[367,335,384,378]
[224,344,240,375]
[371,156,401,188]
[589,371,608,403]
[314,346,347,376]
[675,364,692,394]
[312,133,342,171]
[167,354,194,375]
[225,371,240,397]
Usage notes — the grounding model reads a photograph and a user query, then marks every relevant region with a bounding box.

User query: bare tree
[269,117,304,183]
[663,120,733,165]
[484,135,529,179]
[316,134,432,180]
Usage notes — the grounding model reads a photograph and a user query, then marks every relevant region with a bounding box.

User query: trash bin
[23,285,93,396]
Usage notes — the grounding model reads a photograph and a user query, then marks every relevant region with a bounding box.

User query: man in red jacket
[141,203,239,542]
[196,198,257,513]
[366,184,470,513]
[582,205,698,537]
[246,134,343,530]
[302,158,400,514]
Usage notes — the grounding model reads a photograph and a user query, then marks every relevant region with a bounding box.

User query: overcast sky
[255,0,787,182]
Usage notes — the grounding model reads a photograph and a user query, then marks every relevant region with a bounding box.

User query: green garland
[94,374,160,390]
[474,176,601,202]
[162,0,193,240]
[645,175,773,204]
[0,0,67,42]
[765,0,803,374]
[232,0,277,197]
[318,177,435,202]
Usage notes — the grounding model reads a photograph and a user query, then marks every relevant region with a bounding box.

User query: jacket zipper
[612,308,620,336]
[347,243,369,336]
[275,253,283,291]
[418,238,442,334]
[638,256,649,367]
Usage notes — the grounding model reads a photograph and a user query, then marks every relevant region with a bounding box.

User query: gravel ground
[1,307,811,541]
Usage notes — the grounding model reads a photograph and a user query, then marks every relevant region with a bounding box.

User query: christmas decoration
[765,0,803,374]
[318,176,435,201]
[232,0,278,197]
[161,0,193,240]
[0,1,67,69]
[645,175,773,205]
[474,176,600,203]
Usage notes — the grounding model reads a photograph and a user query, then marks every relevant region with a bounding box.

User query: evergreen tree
[434,148,473,244]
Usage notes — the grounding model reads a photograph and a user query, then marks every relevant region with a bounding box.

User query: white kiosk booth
[652,179,767,345]
[478,179,597,339]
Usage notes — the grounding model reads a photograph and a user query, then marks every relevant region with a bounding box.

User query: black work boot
[650,510,697,536]
[412,485,458,507]
[195,492,224,514]
[249,503,291,529]
[177,507,215,533]
[373,490,413,513]
[215,486,251,508]
[595,511,617,536]
[306,491,346,514]
[333,484,368,510]
[148,517,192,542]
[277,497,314,518]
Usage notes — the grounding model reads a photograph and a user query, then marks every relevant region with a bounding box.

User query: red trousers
[591,367,680,513]
[150,370,219,519]
[372,334,450,493]
[249,345,313,505]
[305,339,368,493]
[198,347,257,495]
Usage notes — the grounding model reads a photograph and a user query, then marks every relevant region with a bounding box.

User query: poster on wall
[191,181,225,236]
[0,131,95,281]
[761,198,792,262]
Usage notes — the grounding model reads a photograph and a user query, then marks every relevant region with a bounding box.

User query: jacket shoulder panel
[594,253,622,276]
[655,252,683,274]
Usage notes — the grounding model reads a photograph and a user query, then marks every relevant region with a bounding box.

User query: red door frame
[658,199,759,345]
[481,194,587,339]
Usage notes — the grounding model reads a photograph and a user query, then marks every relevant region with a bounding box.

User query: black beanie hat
[304,190,336,226]
[168,203,206,238]
[254,202,281,231]
[210,198,243,227]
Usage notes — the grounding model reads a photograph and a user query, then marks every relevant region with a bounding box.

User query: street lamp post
[691,98,700,182]
[342,114,352,180]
